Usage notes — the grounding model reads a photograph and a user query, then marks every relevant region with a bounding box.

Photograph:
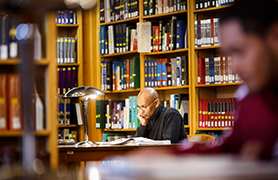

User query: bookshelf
[56,10,84,143]
[0,12,58,169]
[82,0,240,142]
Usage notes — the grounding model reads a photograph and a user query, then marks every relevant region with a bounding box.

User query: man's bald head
[138,88,159,101]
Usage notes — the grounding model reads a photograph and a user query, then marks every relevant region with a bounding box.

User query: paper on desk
[95,137,171,146]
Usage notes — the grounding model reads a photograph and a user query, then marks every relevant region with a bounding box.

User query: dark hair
[220,0,278,37]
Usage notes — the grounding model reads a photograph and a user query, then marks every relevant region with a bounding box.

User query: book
[0,74,8,130]
[137,22,151,53]
[96,100,109,129]
[8,74,22,130]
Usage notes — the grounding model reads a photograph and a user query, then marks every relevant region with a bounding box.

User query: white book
[70,38,75,63]
[214,18,219,45]
[75,103,83,125]
[137,22,151,53]
[106,104,110,129]
[205,58,210,84]
[201,19,206,47]
[180,100,189,125]
[33,24,41,60]
[206,19,211,46]
[125,98,129,129]
[35,84,44,131]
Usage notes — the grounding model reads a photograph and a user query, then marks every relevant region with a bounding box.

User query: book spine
[0,74,8,130]
[145,60,149,87]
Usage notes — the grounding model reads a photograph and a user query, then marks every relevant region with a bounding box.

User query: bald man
[135,88,187,143]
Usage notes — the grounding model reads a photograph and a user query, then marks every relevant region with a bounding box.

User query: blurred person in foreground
[133,0,278,160]
[176,0,278,160]
[134,88,187,143]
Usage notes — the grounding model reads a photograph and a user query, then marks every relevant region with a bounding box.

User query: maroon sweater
[176,84,278,159]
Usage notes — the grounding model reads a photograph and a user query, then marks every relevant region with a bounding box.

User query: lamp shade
[64,86,104,98]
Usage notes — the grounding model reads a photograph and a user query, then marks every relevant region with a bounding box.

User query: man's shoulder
[161,106,181,115]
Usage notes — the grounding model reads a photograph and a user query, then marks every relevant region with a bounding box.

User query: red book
[155,26,159,52]
[167,22,170,51]
[218,99,222,128]
[207,99,211,128]
[67,67,71,92]
[211,18,214,46]
[227,98,232,127]
[204,99,209,128]
[198,58,205,84]
[126,59,130,90]
[199,99,203,128]
[202,99,207,128]
[213,99,218,128]
[0,74,8,130]
[220,57,224,84]
[224,98,229,127]
[231,98,235,127]
[8,74,22,130]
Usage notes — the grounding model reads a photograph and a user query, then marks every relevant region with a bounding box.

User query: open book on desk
[95,137,171,146]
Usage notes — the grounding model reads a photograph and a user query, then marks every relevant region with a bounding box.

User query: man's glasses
[136,98,157,111]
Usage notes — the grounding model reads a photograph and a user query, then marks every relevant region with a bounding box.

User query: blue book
[176,57,182,86]
[157,59,162,87]
[118,102,124,129]
[145,60,149,87]
[58,99,64,125]
[64,10,69,24]
[101,61,105,90]
[154,60,157,87]
[100,26,104,55]
[130,58,134,89]
[151,60,155,87]
[161,60,167,87]
[112,61,117,90]
[209,57,212,84]
[69,10,74,24]
[120,63,124,90]
[176,20,186,49]
[148,60,152,87]
[61,11,65,24]
[131,96,139,128]
[104,61,107,90]
[129,96,133,129]
[197,20,201,47]
[57,11,61,24]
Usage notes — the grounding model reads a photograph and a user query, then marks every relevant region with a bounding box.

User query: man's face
[220,20,275,93]
[137,95,158,120]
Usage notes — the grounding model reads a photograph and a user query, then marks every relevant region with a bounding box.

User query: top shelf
[195,45,222,50]
[143,10,187,20]
[194,5,231,13]
[56,24,79,28]
[0,59,50,66]
[100,17,139,26]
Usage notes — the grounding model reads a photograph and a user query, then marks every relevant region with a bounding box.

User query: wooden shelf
[56,24,79,28]
[103,129,137,132]
[195,45,222,50]
[101,50,138,58]
[57,63,79,66]
[196,82,243,88]
[0,130,51,137]
[184,125,190,128]
[154,85,189,91]
[143,10,187,20]
[58,125,81,128]
[194,5,231,13]
[103,88,141,94]
[196,127,232,131]
[0,59,49,65]
[100,17,139,26]
[145,48,188,56]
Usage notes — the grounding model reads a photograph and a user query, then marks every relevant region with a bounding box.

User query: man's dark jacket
[135,104,187,143]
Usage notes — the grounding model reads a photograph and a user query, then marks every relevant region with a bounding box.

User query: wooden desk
[59,144,174,166]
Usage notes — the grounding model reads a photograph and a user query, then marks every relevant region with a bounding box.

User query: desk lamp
[64,86,104,146]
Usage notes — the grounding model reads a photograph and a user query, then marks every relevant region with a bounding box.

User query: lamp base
[75,141,95,146]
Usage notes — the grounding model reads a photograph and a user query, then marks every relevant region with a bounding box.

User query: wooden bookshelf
[193,5,231,13]
[56,24,79,28]
[0,59,50,65]
[196,127,232,131]
[143,10,187,20]
[145,48,188,55]
[58,125,81,128]
[196,82,243,87]
[34,130,51,136]
[103,88,141,94]
[57,63,79,66]
[184,125,190,128]
[154,85,189,91]
[195,45,222,50]
[0,130,51,137]
[100,16,139,26]
[100,50,138,58]
[104,129,137,132]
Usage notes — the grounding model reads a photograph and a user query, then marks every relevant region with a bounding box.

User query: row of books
[195,18,219,47]
[57,67,77,95]
[199,98,235,128]
[58,129,78,142]
[100,0,139,23]
[56,10,77,24]
[96,96,139,130]
[151,18,188,52]
[0,74,44,131]
[143,0,187,16]
[198,56,241,85]
[100,24,137,55]
[145,56,188,88]
[195,0,235,10]
[102,133,127,142]
[56,37,76,64]
[101,57,140,91]
[57,98,83,126]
